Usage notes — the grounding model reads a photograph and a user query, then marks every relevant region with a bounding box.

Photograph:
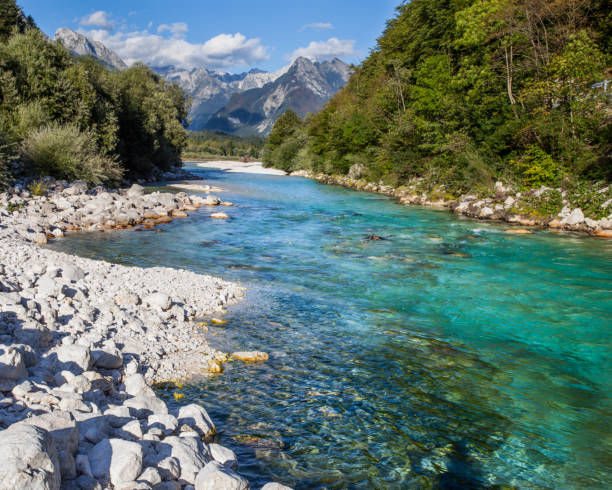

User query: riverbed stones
[0,179,250,488]
[210,212,230,219]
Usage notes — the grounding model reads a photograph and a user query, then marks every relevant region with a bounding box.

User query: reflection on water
[50,167,612,489]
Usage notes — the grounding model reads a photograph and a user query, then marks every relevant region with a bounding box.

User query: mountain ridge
[52,28,350,135]
[205,57,351,135]
[54,28,127,71]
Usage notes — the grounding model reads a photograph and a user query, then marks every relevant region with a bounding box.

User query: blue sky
[19,1,400,73]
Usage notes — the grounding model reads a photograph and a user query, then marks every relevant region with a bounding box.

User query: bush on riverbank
[263,0,611,198]
[20,123,123,184]
[0,3,189,185]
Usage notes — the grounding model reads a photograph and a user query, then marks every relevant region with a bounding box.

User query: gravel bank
[0,179,288,489]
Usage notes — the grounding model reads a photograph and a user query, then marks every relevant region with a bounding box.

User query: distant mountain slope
[54,28,127,70]
[205,57,351,135]
[52,27,350,134]
[155,65,285,130]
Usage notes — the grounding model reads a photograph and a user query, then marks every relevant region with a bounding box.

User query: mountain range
[54,28,350,135]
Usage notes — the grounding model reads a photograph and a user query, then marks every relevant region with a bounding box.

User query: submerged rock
[230,351,269,362]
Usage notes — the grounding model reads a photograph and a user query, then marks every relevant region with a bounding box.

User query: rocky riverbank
[291,170,612,238]
[0,180,289,489]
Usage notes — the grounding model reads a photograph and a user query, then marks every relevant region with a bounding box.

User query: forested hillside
[184,130,265,161]
[0,0,189,186]
[264,0,611,197]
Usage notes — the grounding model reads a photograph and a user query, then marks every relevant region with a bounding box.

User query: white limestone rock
[0,425,61,490]
[194,461,249,490]
[88,438,143,486]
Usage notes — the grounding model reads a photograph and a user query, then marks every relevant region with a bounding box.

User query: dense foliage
[0,1,189,186]
[184,130,265,161]
[264,0,611,195]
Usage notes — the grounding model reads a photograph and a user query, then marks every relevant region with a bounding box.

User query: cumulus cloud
[80,11,114,30]
[157,22,188,38]
[83,27,269,70]
[299,22,333,32]
[288,38,356,62]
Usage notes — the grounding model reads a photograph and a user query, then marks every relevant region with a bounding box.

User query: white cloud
[157,22,188,38]
[80,11,114,30]
[288,38,356,62]
[82,28,269,70]
[299,22,333,32]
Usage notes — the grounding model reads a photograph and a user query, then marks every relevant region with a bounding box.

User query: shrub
[511,146,563,189]
[20,123,123,185]
[11,101,51,139]
[27,179,47,196]
[0,131,15,189]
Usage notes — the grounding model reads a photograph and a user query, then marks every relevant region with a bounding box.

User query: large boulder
[348,163,365,180]
[36,277,62,298]
[124,395,169,418]
[54,344,92,374]
[124,374,155,397]
[208,443,237,470]
[194,461,249,490]
[0,425,61,490]
[0,345,27,381]
[157,436,211,485]
[88,438,143,486]
[91,347,123,370]
[18,411,79,454]
[565,208,584,226]
[176,404,215,440]
[147,414,178,436]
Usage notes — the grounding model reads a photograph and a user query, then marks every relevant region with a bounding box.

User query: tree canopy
[0,1,189,185]
[264,0,611,195]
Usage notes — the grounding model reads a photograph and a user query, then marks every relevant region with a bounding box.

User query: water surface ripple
[50,168,612,489]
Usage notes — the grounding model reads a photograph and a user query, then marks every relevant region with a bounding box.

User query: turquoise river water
[49,166,612,489]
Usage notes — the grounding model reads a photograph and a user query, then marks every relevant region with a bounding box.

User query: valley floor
[195,161,288,176]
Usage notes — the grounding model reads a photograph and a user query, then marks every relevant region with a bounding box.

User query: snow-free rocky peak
[54,28,127,71]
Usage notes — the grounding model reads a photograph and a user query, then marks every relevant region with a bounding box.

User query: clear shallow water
[50,167,612,489]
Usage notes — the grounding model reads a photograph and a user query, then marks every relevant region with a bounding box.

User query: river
[49,166,612,489]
